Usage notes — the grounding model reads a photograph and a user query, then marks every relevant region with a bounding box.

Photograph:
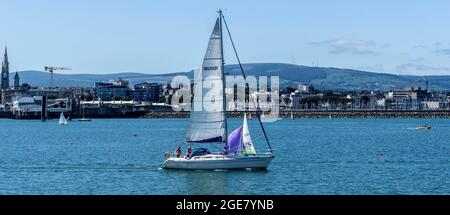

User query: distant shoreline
[141,110,450,119]
[2,110,450,119]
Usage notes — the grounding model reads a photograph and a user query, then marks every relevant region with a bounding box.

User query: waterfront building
[111,79,129,87]
[2,86,75,105]
[2,90,24,105]
[297,83,314,93]
[12,96,42,113]
[290,84,316,109]
[376,97,386,109]
[422,91,450,110]
[349,92,383,110]
[387,87,429,110]
[1,46,9,90]
[290,93,302,109]
[130,82,161,102]
[27,88,75,99]
[11,96,72,118]
[423,101,440,110]
[94,79,130,100]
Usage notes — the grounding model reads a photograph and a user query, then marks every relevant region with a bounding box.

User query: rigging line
[221,14,273,153]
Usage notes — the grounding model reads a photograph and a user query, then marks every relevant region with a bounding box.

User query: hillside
[13,63,450,91]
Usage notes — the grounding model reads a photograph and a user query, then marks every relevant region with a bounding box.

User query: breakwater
[3,110,450,119]
[142,110,450,119]
[0,111,12,118]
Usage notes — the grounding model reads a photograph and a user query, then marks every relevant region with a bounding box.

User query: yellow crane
[44,66,72,88]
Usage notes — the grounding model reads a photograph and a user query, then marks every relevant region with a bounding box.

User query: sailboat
[290,110,294,120]
[79,104,91,121]
[416,123,431,130]
[162,10,274,170]
[59,112,68,125]
[416,125,431,130]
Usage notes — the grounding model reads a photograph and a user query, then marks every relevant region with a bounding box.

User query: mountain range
[12,63,450,91]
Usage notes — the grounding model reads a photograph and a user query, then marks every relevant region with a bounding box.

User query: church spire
[1,45,10,90]
[14,71,20,90]
[3,45,8,66]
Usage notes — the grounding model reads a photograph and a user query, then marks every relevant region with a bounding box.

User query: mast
[218,9,228,145]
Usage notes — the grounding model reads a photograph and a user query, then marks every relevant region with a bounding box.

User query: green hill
[14,63,450,91]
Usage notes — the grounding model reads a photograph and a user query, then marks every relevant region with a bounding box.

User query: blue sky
[1,0,450,75]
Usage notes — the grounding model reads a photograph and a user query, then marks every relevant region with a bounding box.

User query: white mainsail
[59,112,67,125]
[186,17,227,143]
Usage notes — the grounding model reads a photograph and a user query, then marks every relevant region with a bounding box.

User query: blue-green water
[0,118,449,194]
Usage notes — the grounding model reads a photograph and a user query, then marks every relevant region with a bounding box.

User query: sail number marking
[203,66,218,70]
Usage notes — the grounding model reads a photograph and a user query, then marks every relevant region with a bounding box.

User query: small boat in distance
[59,112,68,125]
[417,120,432,129]
[78,105,91,122]
[416,125,432,130]
[79,117,91,122]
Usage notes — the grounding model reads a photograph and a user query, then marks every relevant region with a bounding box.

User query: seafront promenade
[141,110,450,119]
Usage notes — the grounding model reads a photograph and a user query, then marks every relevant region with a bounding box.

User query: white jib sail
[59,112,67,125]
[242,112,256,155]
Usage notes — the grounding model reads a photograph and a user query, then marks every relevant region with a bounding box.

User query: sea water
[0,118,449,194]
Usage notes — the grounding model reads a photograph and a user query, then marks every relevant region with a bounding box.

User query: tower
[14,71,20,90]
[1,46,9,90]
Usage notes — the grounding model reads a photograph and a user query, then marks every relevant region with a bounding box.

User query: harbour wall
[142,110,450,119]
[3,110,450,119]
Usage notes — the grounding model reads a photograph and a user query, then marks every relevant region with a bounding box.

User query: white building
[12,96,41,112]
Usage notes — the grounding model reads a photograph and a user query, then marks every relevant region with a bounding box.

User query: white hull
[162,154,274,170]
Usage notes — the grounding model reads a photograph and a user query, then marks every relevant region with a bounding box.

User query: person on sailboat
[175,146,182,158]
[186,146,193,159]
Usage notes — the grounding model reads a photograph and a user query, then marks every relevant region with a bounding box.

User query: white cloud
[433,48,450,56]
[309,38,379,56]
